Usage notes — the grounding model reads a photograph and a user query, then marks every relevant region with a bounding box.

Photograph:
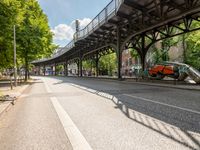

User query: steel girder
[126,15,200,70]
[32,0,200,79]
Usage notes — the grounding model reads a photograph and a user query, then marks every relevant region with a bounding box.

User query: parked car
[148,62,179,79]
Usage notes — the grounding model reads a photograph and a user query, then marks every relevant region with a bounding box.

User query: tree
[185,29,200,70]
[83,59,95,71]
[172,21,200,70]
[0,0,23,70]
[0,0,55,80]
[99,53,117,76]
[129,48,139,58]
[16,0,54,81]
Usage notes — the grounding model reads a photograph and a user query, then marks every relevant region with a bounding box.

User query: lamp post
[14,25,17,87]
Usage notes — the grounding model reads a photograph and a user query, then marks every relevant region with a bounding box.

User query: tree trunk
[25,57,29,82]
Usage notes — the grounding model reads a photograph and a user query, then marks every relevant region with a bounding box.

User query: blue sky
[38,0,110,46]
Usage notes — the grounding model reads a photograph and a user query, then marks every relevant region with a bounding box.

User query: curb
[0,84,30,118]
[121,80,200,91]
[65,76,200,91]
[89,77,200,91]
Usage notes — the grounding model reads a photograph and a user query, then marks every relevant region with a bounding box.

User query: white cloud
[51,18,92,41]
[51,18,92,46]
[71,18,92,30]
[51,24,74,41]
[79,18,92,29]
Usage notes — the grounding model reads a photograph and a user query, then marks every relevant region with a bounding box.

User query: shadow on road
[45,76,200,150]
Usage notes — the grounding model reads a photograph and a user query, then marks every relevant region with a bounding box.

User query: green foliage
[152,48,163,64]
[0,0,22,69]
[150,33,180,64]
[185,30,200,70]
[17,0,54,61]
[82,52,117,76]
[56,65,63,74]
[0,0,55,80]
[83,59,95,70]
[99,53,117,76]
[160,35,179,61]
[129,48,139,58]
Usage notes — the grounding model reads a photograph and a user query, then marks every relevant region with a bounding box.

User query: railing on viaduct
[34,0,123,63]
[33,0,200,79]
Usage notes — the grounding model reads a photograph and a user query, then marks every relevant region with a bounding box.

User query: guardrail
[32,41,75,63]
[52,40,75,58]
[33,0,123,63]
[74,0,123,41]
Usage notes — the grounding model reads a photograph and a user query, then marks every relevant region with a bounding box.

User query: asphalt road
[0,76,200,150]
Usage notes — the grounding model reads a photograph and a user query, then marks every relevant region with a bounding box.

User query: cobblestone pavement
[0,79,72,150]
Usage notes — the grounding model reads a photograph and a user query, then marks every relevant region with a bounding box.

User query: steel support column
[51,66,53,76]
[77,61,79,76]
[79,53,83,77]
[43,65,46,76]
[95,52,99,77]
[64,61,68,76]
[141,35,146,72]
[130,34,148,73]
[117,26,122,79]
[38,66,41,75]
[54,63,57,76]
[79,59,83,77]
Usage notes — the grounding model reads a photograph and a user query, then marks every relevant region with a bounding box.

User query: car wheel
[174,72,179,79]
[157,73,165,79]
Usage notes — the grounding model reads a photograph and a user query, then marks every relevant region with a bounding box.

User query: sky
[37,0,111,47]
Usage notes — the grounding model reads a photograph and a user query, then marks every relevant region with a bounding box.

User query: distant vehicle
[148,62,179,79]
[148,62,200,84]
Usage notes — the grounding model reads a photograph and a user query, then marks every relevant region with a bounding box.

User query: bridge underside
[33,0,200,78]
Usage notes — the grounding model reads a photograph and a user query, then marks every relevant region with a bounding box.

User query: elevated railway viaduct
[32,0,200,79]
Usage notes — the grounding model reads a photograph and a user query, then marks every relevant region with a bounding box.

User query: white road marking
[124,94,200,115]
[51,97,93,150]
[42,79,52,93]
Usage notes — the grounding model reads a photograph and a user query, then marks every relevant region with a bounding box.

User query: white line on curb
[124,94,200,115]
[51,97,93,150]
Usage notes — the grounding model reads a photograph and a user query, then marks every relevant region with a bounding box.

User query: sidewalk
[0,83,30,117]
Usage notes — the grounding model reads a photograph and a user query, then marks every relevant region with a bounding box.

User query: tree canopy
[82,52,117,76]
[0,0,55,80]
